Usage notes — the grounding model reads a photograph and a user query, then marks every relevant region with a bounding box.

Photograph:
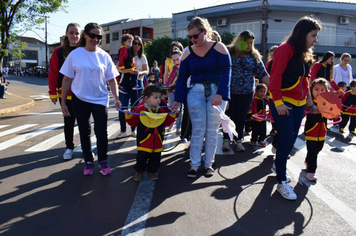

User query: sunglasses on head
[133,41,141,46]
[86,32,102,40]
[187,31,203,40]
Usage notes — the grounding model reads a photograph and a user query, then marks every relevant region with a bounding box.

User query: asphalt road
[0,76,356,236]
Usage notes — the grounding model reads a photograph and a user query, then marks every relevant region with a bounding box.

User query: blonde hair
[211,30,221,42]
[187,17,212,39]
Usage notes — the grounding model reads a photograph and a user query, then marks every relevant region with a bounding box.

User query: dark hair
[169,41,183,58]
[338,81,347,88]
[133,35,144,58]
[78,22,102,47]
[229,30,262,62]
[350,80,356,87]
[148,72,155,77]
[319,51,335,81]
[143,83,162,97]
[121,34,134,45]
[171,49,182,57]
[62,23,80,58]
[256,83,267,92]
[268,45,278,61]
[285,16,321,64]
[310,78,329,100]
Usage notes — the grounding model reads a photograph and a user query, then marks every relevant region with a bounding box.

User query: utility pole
[44,16,49,72]
[261,0,269,63]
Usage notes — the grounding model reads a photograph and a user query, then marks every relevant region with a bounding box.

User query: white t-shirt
[60,47,119,106]
[134,54,148,81]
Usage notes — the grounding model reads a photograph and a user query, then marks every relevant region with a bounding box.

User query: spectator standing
[60,22,120,176]
[150,60,160,83]
[48,22,81,160]
[333,53,353,89]
[163,41,184,85]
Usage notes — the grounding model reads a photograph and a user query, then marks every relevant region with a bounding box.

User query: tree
[220,31,235,46]
[0,0,68,68]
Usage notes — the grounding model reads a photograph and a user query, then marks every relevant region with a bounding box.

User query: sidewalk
[0,91,35,115]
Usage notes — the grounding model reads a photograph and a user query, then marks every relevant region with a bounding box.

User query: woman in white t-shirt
[334,53,353,88]
[60,23,121,176]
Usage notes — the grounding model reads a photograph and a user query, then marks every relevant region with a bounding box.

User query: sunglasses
[133,41,141,46]
[187,31,203,40]
[86,32,102,40]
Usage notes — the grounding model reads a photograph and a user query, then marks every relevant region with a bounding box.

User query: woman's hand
[276,104,292,116]
[115,99,122,110]
[171,101,181,112]
[51,98,57,105]
[211,94,222,106]
[61,103,71,117]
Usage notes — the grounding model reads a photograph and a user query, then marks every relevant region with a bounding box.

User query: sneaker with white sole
[250,141,257,146]
[235,140,245,152]
[63,148,74,160]
[258,140,268,146]
[116,132,127,139]
[98,160,111,175]
[277,181,297,200]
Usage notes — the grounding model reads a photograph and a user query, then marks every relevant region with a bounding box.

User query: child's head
[171,50,182,67]
[255,84,267,98]
[268,45,278,61]
[310,78,329,100]
[338,81,347,92]
[143,84,162,108]
[350,80,356,93]
[121,34,134,47]
[148,72,155,79]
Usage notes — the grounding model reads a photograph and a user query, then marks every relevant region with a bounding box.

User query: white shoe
[63,148,73,160]
[271,163,291,182]
[277,181,297,200]
[116,132,127,139]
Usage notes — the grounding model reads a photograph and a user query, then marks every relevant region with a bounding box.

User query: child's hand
[266,117,271,122]
[123,109,129,115]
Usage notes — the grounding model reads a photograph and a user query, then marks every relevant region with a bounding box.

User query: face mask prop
[317,92,342,119]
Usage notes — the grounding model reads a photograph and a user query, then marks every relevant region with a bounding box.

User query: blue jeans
[187,83,227,169]
[168,92,182,130]
[270,102,305,183]
[0,85,5,98]
[119,89,139,133]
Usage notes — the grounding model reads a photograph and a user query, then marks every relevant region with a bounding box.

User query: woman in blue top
[228,30,269,152]
[172,17,231,178]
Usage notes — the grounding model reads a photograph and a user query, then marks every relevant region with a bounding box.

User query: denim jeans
[187,83,227,169]
[270,102,305,183]
[119,89,139,133]
[0,85,5,98]
[72,93,108,162]
[168,92,182,130]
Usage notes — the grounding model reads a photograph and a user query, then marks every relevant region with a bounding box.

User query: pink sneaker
[307,173,317,181]
[98,161,111,175]
[83,161,94,176]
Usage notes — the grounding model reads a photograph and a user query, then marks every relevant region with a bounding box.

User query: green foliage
[144,36,190,67]
[10,41,27,60]
[0,0,68,68]
[221,31,236,46]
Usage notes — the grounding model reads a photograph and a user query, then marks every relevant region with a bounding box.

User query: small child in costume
[304,78,341,181]
[118,33,136,94]
[339,80,356,135]
[124,84,177,181]
[250,84,270,146]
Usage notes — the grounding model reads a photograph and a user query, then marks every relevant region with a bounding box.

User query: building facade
[172,0,356,67]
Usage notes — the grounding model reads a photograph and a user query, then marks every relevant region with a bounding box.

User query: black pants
[180,103,192,140]
[251,120,266,142]
[120,73,137,90]
[305,140,324,173]
[72,93,108,162]
[339,114,356,132]
[59,98,76,149]
[227,93,254,140]
[244,113,252,133]
[134,151,161,173]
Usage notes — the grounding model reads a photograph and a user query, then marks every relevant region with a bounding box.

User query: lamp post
[44,15,49,73]
[261,0,269,63]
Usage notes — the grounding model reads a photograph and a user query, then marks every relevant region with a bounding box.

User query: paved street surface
[0,76,356,235]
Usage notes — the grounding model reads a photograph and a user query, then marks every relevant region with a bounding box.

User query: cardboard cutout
[317,92,342,119]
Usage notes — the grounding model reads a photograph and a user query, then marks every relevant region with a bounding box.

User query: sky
[22,0,239,44]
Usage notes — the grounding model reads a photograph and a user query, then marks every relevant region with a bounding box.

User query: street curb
[0,94,36,115]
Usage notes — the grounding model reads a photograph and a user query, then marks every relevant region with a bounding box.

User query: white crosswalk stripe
[0,124,37,137]
[0,125,10,129]
[0,124,63,151]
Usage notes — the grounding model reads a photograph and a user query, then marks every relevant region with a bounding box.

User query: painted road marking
[0,124,37,137]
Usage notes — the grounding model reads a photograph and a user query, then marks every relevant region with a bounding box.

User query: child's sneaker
[277,181,297,200]
[132,85,143,90]
[148,172,158,181]
[307,173,317,181]
[258,140,268,146]
[119,86,128,94]
[98,160,111,175]
[235,140,245,152]
[271,146,277,154]
[222,139,230,151]
[244,131,250,136]
[83,161,94,176]
[250,141,257,146]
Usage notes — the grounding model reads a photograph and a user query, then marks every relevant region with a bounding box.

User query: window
[318,23,336,46]
[112,32,119,41]
[177,29,187,39]
[22,50,37,60]
[230,21,261,44]
[106,34,110,44]
[143,30,150,39]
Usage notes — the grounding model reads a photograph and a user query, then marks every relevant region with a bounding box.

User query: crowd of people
[43,16,356,202]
